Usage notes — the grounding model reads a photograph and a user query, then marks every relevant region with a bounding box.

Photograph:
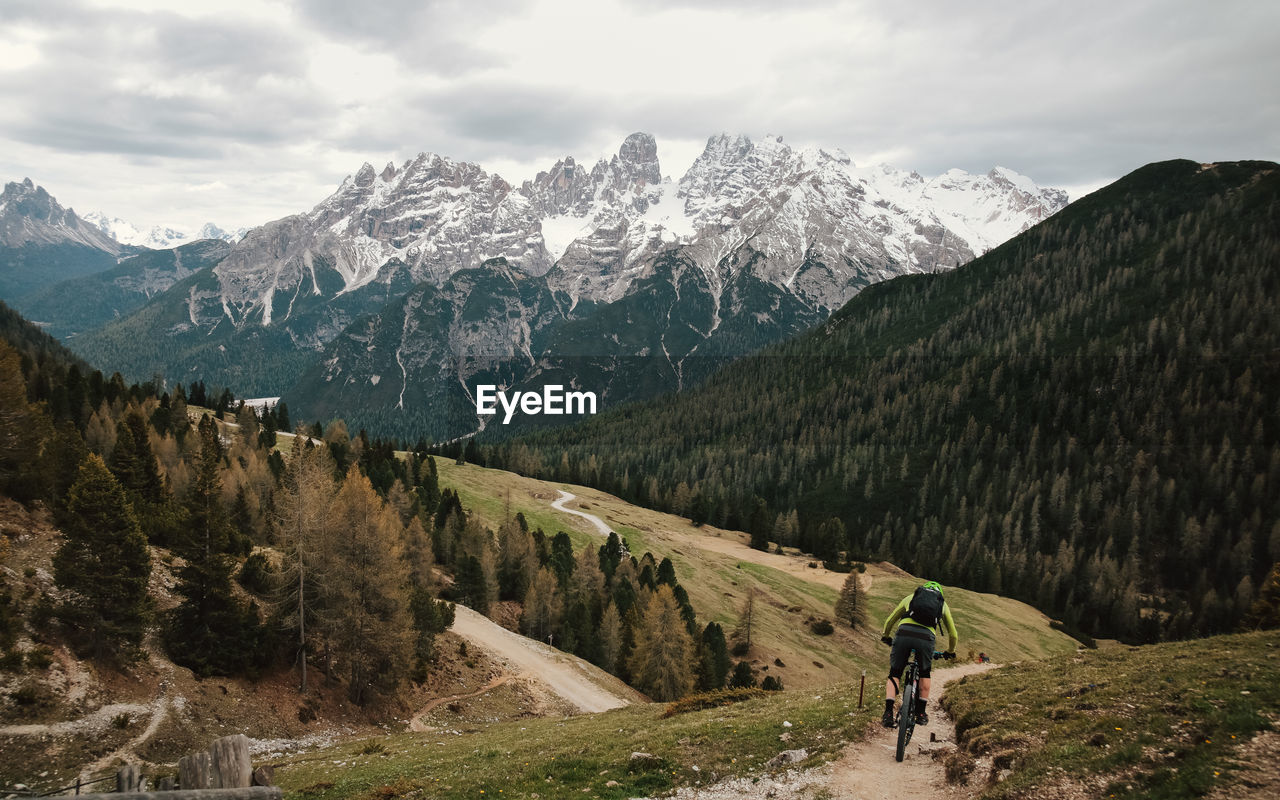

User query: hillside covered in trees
[0,302,747,722]
[479,159,1280,643]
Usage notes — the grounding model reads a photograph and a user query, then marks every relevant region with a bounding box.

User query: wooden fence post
[116,765,141,793]
[178,751,212,790]
[210,734,252,789]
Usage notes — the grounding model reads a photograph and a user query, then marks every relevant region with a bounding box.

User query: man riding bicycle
[880,581,958,728]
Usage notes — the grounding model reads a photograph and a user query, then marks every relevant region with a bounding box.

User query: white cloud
[0,0,1276,232]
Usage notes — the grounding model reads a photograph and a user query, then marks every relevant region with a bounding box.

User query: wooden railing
[42,736,279,800]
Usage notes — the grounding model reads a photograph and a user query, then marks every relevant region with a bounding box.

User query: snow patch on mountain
[83,212,246,249]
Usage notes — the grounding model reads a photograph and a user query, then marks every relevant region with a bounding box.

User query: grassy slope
[276,674,880,800]
[275,629,1280,800]
[435,460,1076,688]
[942,629,1280,799]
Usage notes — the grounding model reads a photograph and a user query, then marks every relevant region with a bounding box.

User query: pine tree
[627,585,697,701]
[53,454,151,660]
[729,660,756,689]
[1245,562,1280,629]
[698,621,731,690]
[166,416,265,677]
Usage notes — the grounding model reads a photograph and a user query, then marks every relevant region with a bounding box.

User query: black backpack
[908,585,944,629]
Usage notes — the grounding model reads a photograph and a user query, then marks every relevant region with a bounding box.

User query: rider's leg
[914,640,935,723]
[885,636,908,726]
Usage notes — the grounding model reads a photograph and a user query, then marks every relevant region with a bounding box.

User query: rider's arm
[881,595,910,638]
[941,602,959,653]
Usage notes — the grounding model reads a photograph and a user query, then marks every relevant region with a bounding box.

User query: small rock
[997,769,1012,782]
[765,749,808,769]
[629,752,663,768]
[782,721,792,727]
[779,732,791,742]
[605,781,619,788]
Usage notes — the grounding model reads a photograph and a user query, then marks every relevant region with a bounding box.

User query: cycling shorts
[889,624,936,679]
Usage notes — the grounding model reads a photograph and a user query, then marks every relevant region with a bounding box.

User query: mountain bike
[892,649,948,762]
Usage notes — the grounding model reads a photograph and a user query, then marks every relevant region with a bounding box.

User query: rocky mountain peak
[0,178,121,253]
[616,132,661,187]
[353,162,377,187]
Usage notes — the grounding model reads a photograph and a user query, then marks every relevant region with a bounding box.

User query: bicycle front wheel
[895,679,914,762]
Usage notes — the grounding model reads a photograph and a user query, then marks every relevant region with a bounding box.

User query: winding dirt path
[408,674,524,732]
[550,490,612,537]
[79,643,176,780]
[444,605,641,714]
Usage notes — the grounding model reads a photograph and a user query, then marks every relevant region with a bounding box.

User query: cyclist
[880,580,958,728]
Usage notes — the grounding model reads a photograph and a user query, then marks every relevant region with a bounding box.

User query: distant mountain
[488,159,1280,642]
[21,238,232,339]
[69,133,1067,438]
[83,212,246,249]
[0,178,126,303]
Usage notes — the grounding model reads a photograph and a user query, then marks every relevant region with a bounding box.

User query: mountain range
[82,212,245,250]
[2,133,1067,439]
[487,158,1280,643]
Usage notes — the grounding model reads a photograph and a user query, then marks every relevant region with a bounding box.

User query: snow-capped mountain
[1,178,125,302]
[69,133,1068,438]
[83,212,245,250]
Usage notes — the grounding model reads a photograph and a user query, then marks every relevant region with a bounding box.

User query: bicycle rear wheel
[895,677,914,762]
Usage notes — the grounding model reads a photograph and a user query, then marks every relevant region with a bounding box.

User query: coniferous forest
[0,305,732,700]
[476,160,1280,643]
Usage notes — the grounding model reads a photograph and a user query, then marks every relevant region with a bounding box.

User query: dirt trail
[658,662,993,800]
[79,643,177,780]
[408,673,524,732]
[820,661,993,799]
[446,605,642,714]
[550,490,612,537]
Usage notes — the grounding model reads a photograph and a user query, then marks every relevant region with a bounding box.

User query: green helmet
[922,581,944,595]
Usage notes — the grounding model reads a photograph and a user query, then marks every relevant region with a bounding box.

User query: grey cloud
[149,17,307,85]
[0,2,330,158]
[290,0,519,74]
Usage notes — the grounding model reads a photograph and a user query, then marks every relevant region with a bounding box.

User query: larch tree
[521,567,562,644]
[835,571,867,629]
[53,454,151,660]
[598,601,623,674]
[326,466,412,705]
[275,438,337,692]
[627,585,697,701]
[733,588,757,650]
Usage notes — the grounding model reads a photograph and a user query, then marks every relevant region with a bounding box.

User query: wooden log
[116,765,141,793]
[178,751,211,790]
[43,787,283,800]
[209,734,253,789]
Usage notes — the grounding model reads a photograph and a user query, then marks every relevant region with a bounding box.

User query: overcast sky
[2,0,1276,232]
